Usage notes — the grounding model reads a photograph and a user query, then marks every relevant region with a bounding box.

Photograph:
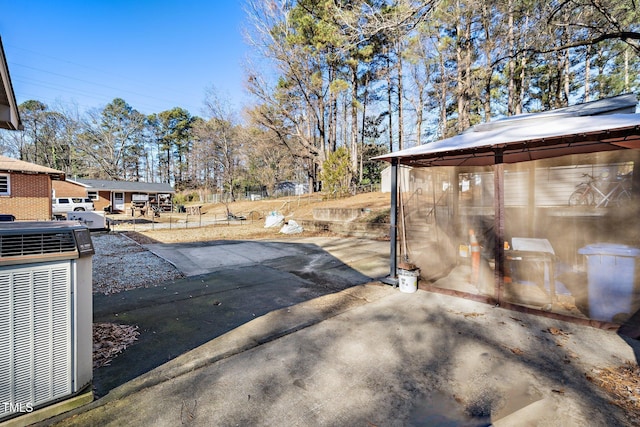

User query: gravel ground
[91,232,184,295]
[90,232,184,368]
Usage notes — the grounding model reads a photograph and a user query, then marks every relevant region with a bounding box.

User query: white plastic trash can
[398,269,420,293]
[578,243,640,322]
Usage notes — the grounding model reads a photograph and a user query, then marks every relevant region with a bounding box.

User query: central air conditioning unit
[66,211,108,231]
[0,221,94,423]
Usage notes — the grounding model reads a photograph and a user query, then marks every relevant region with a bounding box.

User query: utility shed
[374,94,640,327]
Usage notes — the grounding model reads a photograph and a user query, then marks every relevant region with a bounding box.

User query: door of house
[113,192,125,211]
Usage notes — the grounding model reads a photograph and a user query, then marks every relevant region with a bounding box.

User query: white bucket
[398,269,420,293]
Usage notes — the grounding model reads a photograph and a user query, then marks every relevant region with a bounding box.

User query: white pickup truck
[52,197,95,217]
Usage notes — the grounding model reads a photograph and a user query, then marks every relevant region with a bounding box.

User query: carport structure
[375,94,640,327]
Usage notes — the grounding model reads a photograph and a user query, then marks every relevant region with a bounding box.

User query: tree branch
[492,31,640,67]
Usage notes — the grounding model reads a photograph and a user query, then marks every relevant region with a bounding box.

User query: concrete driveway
[29,237,640,427]
[91,237,389,397]
[53,284,639,427]
[143,237,390,278]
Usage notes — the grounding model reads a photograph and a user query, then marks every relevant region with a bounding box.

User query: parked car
[52,197,95,216]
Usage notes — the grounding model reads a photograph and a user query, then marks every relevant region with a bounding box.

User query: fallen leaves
[510,317,526,326]
[543,326,572,349]
[546,327,570,337]
[447,309,485,318]
[93,323,140,369]
[589,362,640,417]
[509,347,525,355]
[462,312,484,318]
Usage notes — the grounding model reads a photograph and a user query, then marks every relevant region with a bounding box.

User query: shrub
[320,147,351,196]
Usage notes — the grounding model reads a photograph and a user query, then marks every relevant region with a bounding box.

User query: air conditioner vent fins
[0,232,77,258]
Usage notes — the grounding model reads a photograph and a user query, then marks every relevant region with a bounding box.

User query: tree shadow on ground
[91,239,377,397]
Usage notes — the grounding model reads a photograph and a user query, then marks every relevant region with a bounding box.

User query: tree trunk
[624,47,630,93]
[482,2,492,122]
[507,0,515,116]
[563,49,570,104]
[438,46,447,138]
[516,55,527,114]
[397,39,404,151]
[387,50,394,152]
[360,77,368,181]
[351,65,359,183]
[456,29,464,132]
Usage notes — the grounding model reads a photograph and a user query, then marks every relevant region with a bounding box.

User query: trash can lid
[578,243,640,257]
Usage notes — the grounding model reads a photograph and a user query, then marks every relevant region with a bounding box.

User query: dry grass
[123,192,390,244]
[124,221,337,244]
[193,191,390,220]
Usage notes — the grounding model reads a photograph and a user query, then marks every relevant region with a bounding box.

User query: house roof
[374,95,640,167]
[0,155,65,179]
[75,179,175,193]
[63,179,91,188]
[0,37,21,131]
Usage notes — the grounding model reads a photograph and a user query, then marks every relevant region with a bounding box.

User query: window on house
[88,191,98,200]
[0,174,9,195]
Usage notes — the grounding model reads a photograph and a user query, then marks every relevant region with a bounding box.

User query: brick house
[0,155,65,220]
[56,179,175,213]
[52,179,91,198]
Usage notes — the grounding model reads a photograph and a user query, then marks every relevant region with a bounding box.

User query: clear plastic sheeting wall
[398,150,640,324]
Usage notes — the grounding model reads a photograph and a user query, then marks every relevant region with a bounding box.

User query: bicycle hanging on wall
[568,171,633,207]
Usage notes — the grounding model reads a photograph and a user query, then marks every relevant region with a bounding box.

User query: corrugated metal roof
[0,155,65,178]
[76,179,174,193]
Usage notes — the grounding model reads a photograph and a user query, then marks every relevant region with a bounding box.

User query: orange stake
[470,229,480,286]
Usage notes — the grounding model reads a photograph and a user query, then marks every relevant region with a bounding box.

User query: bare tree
[193,87,244,201]
[76,98,147,179]
[546,0,640,55]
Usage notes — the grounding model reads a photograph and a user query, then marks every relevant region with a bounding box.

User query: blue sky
[0,1,251,116]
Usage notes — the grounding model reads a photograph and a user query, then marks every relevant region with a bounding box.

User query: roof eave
[0,37,22,131]
[374,121,640,167]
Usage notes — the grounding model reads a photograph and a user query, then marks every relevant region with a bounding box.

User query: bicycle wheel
[569,188,593,206]
[614,189,632,207]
